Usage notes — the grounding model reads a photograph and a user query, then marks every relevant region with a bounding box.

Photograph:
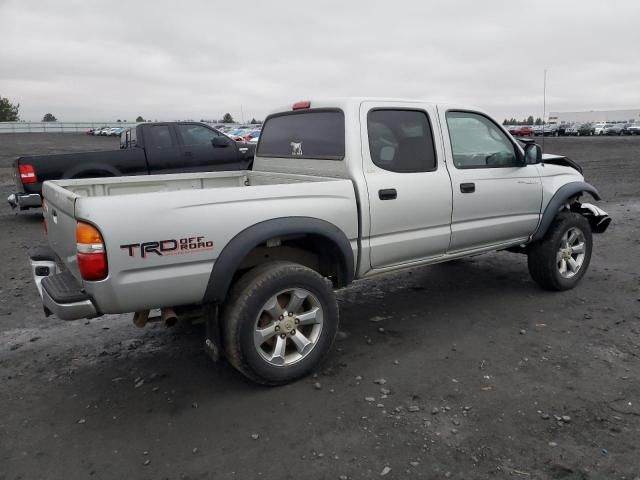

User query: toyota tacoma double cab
[30,98,610,385]
[8,122,254,210]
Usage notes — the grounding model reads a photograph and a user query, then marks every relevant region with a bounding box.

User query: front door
[174,124,243,172]
[361,102,453,269]
[439,109,543,252]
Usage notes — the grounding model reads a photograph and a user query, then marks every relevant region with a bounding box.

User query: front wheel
[527,212,593,291]
[222,262,339,385]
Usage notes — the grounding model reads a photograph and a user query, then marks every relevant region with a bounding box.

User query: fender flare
[531,181,601,242]
[202,217,355,304]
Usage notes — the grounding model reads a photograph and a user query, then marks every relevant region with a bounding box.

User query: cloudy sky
[1,0,639,122]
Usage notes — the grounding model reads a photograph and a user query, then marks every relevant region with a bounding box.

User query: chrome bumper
[8,192,41,209]
[30,253,99,320]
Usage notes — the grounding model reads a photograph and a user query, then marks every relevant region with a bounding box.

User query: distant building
[548,109,640,125]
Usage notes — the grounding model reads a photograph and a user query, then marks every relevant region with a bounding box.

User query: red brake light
[76,222,108,281]
[18,164,37,184]
[292,100,311,110]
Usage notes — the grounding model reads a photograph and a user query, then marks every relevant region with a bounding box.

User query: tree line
[503,116,544,126]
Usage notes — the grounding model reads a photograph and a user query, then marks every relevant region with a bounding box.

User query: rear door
[361,102,453,269]
[174,123,248,172]
[141,124,183,174]
[439,109,542,252]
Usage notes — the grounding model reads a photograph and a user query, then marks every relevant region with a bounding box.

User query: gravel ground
[0,135,639,480]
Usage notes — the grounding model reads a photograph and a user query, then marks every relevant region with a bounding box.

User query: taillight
[292,100,311,110]
[18,164,38,184]
[76,222,108,281]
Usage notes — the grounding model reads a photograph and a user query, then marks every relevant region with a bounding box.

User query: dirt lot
[0,134,639,480]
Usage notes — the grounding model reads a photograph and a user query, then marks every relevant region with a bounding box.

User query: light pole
[542,68,547,153]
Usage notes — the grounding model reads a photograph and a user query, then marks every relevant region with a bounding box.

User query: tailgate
[42,181,81,278]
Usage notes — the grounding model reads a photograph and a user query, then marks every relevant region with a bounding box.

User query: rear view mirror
[524,143,542,164]
[212,136,231,148]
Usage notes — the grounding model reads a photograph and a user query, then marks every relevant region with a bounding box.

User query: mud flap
[203,304,222,362]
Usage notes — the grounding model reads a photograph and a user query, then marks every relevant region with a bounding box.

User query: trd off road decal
[120,236,213,258]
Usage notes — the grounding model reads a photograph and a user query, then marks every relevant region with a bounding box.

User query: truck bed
[53,170,337,198]
[42,170,359,314]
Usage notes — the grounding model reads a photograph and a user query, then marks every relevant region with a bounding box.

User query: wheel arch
[63,163,121,179]
[203,217,355,304]
[532,181,601,242]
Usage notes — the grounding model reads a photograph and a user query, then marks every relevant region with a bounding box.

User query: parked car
[7,122,255,210]
[30,98,610,385]
[108,127,126,137]
[507,125,534,137]
[627,124,640,135]
[566,123,594,136]
[92,126,109,136]
[620,123,636,135]
[533,125,543,136]
[593,123,608,135]
[243,129,262,141]
[543,124,560,136]
[603,124,624,135]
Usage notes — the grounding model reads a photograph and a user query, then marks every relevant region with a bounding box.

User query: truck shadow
[73,252,540,391]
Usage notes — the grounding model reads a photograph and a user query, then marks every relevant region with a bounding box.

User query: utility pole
[240,105,244,124]
[542,68,547,153]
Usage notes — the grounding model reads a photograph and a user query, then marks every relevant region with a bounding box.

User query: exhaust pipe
[161,307,178,327]
[132,310,149,328]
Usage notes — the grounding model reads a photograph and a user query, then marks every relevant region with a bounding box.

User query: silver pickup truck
[32,98,610,385]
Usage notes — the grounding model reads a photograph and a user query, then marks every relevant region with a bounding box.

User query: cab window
[367,109,437,173]
[177,125,220,146]
[446,111,520,168]
[146,125,173,148]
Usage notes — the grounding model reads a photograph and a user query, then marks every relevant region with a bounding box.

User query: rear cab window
[257,110,345,160]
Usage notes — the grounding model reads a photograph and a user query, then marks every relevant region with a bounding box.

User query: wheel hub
[278,314,297,335]
[254,288,324,367]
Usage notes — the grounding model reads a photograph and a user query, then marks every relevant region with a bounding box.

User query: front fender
[532,181,601,242]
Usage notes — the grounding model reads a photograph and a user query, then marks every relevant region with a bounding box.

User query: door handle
[378,188,397,200]
[460,183,475,193]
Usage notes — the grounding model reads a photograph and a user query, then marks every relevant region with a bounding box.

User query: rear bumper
[30,247,99,320]
[8,192,41,210]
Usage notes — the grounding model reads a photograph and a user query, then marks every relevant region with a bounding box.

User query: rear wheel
[222,262,339,385]
[527,212,593,291]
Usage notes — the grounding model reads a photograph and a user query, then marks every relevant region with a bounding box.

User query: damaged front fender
[575,202,611,234]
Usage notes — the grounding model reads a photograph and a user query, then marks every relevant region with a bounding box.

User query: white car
[593,123,608,135]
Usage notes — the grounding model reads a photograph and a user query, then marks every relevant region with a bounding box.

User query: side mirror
[212,136,231,148]
[524,143,542,164]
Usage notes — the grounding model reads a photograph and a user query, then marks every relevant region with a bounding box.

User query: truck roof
[265,97,480,116]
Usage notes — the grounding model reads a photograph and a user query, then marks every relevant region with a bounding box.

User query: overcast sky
[1,0,639,122]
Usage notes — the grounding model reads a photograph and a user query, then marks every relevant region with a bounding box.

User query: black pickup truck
[8,122,255,210]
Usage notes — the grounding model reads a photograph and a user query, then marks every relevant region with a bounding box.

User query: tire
[222,261,339,385]
[527,212,593,291]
